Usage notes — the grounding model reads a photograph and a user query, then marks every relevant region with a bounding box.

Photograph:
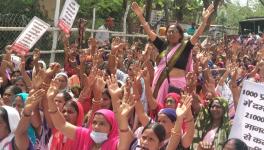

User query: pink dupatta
[73,109,119,150]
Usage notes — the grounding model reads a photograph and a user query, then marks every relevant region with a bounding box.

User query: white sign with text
[11,16,50,55]
[58,0,79,34]
[229,80,264,149]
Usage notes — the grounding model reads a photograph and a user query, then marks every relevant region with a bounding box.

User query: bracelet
[170,128,181,135]
[119,128,129,133]
[48,109,58,114]
[92,99,102,104]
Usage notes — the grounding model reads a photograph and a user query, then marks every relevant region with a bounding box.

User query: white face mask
[90,131,108,144]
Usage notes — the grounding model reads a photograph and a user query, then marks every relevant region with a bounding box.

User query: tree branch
[259,0,264,6]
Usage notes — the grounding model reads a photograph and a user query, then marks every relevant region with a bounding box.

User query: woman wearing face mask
[191,97,231,150]
[50,100,84,150]
[47,80,120,150]
[131,2,214,104]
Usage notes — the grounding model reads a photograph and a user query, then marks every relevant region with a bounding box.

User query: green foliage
[78,0,124,30]
[215,0,264,27]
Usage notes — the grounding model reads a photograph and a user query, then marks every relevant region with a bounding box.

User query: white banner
[229,80,264,149]
[11,16,50,55]
[58,0,80,34]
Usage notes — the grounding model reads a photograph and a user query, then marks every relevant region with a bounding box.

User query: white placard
[229,80,264,149]
[11,16,50,55]
[58,0,80,34]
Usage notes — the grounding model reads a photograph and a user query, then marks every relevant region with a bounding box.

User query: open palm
[202,4,214,23]
[176,95,192,118]
[106,75,122,99]
[131,2,144,17]
[47,79,60,100]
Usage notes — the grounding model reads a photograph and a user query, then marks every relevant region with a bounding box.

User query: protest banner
[58,0,80,34]
[11,16,50,55]
[229,80,264,149]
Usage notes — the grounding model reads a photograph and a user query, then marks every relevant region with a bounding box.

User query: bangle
[92,99,102,104]
[48,109,58,114]
[22,110,32,117]
[171,128,181,135]
[119,128,129,133]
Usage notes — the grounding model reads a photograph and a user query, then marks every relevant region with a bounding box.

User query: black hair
[166,23,184,43]
[65,101,79,114]
[14,77,27,87]
[223,138,248,150]
[25,56,33,70]
[168,86,182,95]
[0,107,11,132]
[102,88,113,110]
[62,91,73,102]
[11,70,21,77]
[142,123,166,142]
[5,85,22,96]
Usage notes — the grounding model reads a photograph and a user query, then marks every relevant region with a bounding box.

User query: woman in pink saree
[132,2,215,103]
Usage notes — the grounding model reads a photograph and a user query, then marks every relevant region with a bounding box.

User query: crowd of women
[1,2,264,150]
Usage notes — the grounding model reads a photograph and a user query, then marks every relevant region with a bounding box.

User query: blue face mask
[90,131,108,144]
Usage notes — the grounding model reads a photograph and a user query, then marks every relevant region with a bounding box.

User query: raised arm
[0,45,12,86]
[19,55,32,90]
[181,95,195,148]
[142,68,158,110]
[106,75,134,150]
[131,2,157,41]
[190,4,214,45]
[47,79,77,139]
[166,95,193,150]
[229,69,240,110]
[15,89,46,150]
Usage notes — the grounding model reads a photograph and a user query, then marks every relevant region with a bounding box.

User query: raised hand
[93,70,106,100]
[19,55,26,73]
[88,37,97,49]
[198,141,214,150]
[83,67,97,88]
[106,75,122,99]
[46,79,60,100]
[202,3,214,23]
[120,93,135,118]
[32,69,47,89]
[142,67,150,85]
[176,95,192,119]
[33,48,40,63]
[45,63,61,79]
[4,45,12,59]
[131,2,144,17]
[25,89,46,108]
[186,72,197,93]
